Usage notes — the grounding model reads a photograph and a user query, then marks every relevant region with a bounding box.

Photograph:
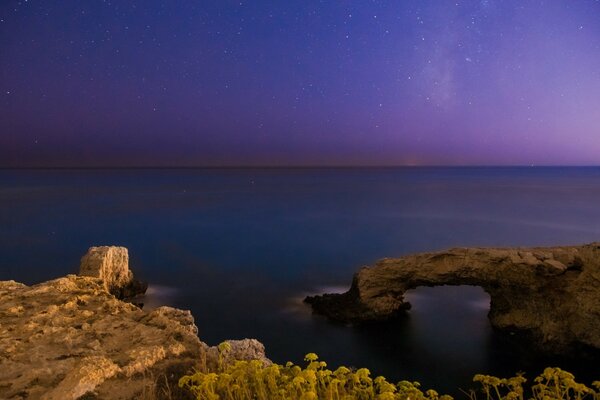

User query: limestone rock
[0,274,269,399]
[79,246,147,299]
[204,339,271,371]
[306,242,600,353]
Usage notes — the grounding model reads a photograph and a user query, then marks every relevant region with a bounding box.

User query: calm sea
[1,167,599,394]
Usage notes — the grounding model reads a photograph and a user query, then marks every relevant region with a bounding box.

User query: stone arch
[306,243,600,352]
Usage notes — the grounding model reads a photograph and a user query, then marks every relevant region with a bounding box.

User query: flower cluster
[180,344,599,400]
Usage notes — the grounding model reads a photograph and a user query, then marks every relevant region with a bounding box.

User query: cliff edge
[0,247,268,400]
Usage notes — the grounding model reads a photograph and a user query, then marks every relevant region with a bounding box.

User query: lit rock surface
[0,255,269,399]
[306,243,600,352]
[79,246,147,299]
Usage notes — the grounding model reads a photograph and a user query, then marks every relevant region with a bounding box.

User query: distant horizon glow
[1,1,600,167]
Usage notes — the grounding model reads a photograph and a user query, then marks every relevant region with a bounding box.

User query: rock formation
[306,242,600,353]
[0,247,269,400]
[79,246,147,299]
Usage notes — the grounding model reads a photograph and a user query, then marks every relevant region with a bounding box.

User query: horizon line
[1,165,599,170]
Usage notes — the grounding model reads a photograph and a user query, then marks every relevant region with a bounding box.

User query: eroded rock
[306,242,600,353]
[0,250,269,399]
[79,246,147,299]
[204,339,271,372]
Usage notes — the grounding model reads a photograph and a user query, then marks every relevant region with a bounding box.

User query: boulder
[79,246,147,299]
[306,242,600,353]
[204,339,271,372]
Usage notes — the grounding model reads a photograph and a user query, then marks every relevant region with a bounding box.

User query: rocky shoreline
[4,243,600,398]
[0,247,269,400]
[306,242,600,354]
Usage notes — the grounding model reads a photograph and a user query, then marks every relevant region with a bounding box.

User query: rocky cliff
[306,242,600,353]
[0,247,268,400]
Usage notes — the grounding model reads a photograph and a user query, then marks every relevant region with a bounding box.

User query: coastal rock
[204,339,271,372]
[305,243,600,353]
[0,261,269,399]
[79,246,147,299]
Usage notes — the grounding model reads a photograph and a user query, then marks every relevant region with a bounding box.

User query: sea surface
[1,167,600,394]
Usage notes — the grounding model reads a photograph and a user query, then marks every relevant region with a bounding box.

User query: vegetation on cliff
[180,345,600,400]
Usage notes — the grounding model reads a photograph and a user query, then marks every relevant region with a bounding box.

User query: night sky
[1,1,600,167]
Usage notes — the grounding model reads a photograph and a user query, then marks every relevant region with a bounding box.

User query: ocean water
[1,167,600,394]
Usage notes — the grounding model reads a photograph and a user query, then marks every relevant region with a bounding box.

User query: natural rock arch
[306,243,600,353]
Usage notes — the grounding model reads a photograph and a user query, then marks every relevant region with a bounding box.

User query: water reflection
[140,284,179,310]
[346,286,492,393]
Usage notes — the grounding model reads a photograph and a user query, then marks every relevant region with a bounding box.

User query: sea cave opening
[402,285,492,364]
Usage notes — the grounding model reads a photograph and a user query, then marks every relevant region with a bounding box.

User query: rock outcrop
[79,246,147,299]
[0,248,269,400]
[306,243,600,353]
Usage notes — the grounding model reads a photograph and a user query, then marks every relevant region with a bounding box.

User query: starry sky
[1,1,600,167]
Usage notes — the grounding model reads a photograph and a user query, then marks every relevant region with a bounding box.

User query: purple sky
[1,1,600,167]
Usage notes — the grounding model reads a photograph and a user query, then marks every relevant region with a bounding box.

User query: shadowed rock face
[305,243,600,353]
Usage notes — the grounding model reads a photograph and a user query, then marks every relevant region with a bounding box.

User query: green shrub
[179,343,600,400]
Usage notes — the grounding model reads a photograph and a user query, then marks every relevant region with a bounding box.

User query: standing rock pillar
[80,246,147,299]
